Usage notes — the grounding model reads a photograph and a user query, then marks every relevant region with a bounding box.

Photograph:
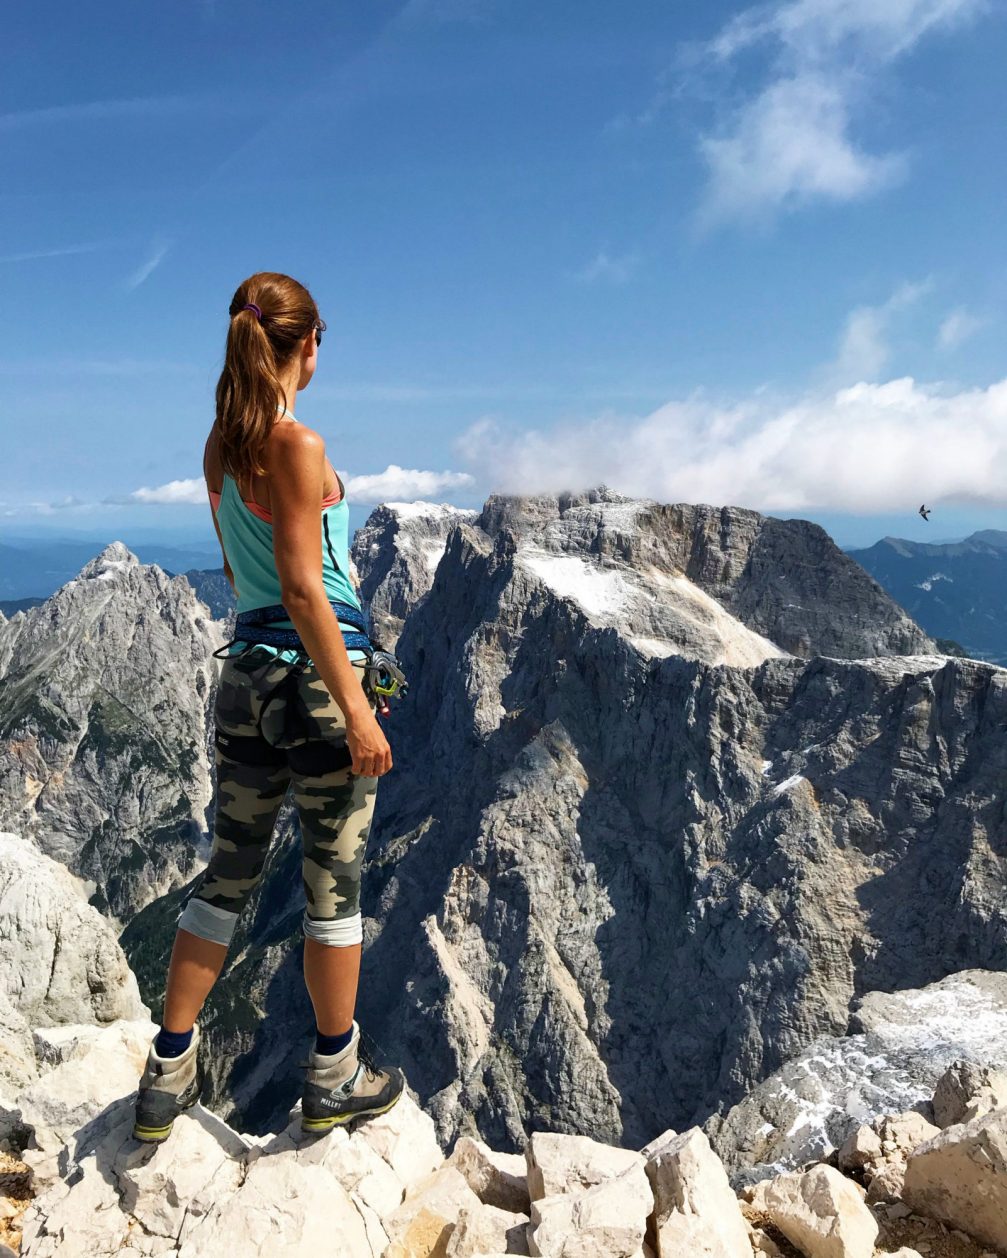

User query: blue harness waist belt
[229,600,373,654]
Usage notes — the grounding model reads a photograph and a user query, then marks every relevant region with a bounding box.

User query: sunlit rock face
[0,543,221,922]
[352,501,479,651]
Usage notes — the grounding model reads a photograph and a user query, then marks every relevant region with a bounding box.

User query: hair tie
[240,302,262,321]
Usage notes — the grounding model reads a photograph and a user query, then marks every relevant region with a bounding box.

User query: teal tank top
[212,459,367,666]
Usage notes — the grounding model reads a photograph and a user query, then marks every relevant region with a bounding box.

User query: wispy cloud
[937,306,984,350]
[0,357,196,377]
[394,0,497,26]
[690,0,988,223]
[345,465,474,503]
[0,95,213,132]
[0,240,127,264]
[124,237,171,291]
[456,374,1007,512]
[828,279,931,382]
[573,251,640,285]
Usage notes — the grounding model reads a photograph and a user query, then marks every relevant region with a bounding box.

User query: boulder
[443,1203,531,1256]
[748,1164,879,1258]
[836,1125,881,1174]
[383,1164,484,1257]
[528,1162,653,1258]
[642,1127,750,1258]
[902,1106,1007,1253]
[526,1131,644,1202]
[932,1060,1007,1128]
[448,1135,530,1214]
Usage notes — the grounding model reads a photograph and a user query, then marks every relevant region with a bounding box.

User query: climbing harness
[212,599,408,718]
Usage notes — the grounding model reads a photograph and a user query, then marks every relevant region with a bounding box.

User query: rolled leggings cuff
[302,910,362,947]
[178,898,239,946]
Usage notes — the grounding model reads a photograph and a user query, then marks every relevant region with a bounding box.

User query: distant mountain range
[844,529,1007,665]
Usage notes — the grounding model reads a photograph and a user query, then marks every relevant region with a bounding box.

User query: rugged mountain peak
[77,541,140,582]
[0,547,223,921]
[352,500,478,649]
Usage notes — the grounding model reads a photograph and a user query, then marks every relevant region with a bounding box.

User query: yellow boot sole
[301,1090,402,1134]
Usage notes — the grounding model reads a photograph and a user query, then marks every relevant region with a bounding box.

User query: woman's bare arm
[268,424,392,777]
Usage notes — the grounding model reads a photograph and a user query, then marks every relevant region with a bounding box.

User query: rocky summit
[5,981,1007,1257]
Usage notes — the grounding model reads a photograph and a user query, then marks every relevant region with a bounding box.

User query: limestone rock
[0,833,146,1034]
[443,1203,531,1256]
[352,1088,445,1193]
[643,1126,750,1258]
[748,1164,879,1258]
[707,972,1007,1187]
[527,1162,654,1258]
[902,1106,1007,1252]
[864,1160,905,1204]
[932,1059,1007,1128]
[447,1135,530,1213]
[837,1126,882,1174]
[526,1131,644,1202]
[383,1164,484,1256]
[178,1154,371,1258]
[17,1019,157,1189]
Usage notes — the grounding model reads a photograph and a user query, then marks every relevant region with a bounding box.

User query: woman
[133,272,404,1143]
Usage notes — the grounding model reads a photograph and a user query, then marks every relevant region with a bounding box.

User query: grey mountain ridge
[0,542,221,923]
[6,493,1007,1175]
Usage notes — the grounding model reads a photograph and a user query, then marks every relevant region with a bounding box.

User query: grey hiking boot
[301,1021,404,1134]
[133,1022,205,1143]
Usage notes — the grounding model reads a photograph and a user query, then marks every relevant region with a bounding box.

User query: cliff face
[0,543,221,922]
[352,501,479,650]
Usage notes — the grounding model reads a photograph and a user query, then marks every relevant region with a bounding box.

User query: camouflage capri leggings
[177,648,378,949]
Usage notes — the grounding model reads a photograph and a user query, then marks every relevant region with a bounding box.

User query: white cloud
[697,0,987,222]
[701,73,904,222]
[124,237,171,291]
[344,465,475,503]
[937,306,983,350]
[829,280,931,382]
[455,375,1007,512]
[574,251,640,285]
[130,478,206,505]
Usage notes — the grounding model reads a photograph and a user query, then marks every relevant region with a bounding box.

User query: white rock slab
[352,1091,444,1192]
[643,1127,751,1258]
[526,1131,644,1202]
[528,1163,654,1258]
[177,1154,371,1258]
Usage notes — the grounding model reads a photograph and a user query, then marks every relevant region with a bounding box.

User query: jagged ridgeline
[7,491,1007,1181]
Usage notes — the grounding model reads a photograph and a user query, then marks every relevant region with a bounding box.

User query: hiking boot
[301,1021,404,1134]
[133,1023,205,1143]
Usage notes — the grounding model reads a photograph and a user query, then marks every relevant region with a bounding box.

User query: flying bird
[919,504,931,521]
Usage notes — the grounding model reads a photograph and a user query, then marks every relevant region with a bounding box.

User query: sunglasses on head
[313,318,326,348]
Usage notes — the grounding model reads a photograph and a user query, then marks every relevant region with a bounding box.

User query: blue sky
[3,0,1006,552]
